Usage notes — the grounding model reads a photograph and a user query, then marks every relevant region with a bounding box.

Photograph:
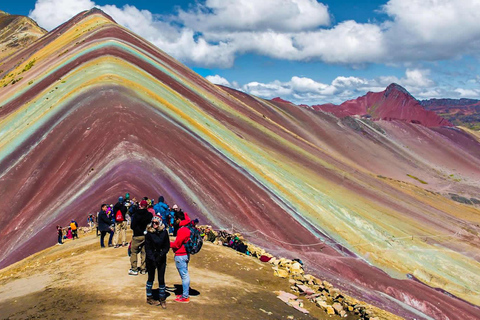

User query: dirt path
[0,231,341,319]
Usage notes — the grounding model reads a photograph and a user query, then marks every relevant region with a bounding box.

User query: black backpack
[183,224,203,255]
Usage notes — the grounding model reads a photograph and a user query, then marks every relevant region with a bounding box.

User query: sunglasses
[153,221,159,225]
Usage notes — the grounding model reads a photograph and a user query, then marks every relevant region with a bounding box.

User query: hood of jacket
[146,222,165,233]
[179,216,191,227]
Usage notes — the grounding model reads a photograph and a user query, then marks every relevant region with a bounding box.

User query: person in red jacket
[170,210,191,303]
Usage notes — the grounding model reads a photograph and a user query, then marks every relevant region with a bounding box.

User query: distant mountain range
[0,11,46,61]
[280,83,480,129]
[420,98,480,130]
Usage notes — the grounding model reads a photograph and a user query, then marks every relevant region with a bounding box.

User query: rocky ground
[0,229,359,320]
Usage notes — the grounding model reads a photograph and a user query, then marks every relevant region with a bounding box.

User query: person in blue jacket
[153,196,169,224]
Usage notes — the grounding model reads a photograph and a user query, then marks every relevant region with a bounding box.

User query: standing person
[113,196,128,248]
[171,205,182,236]
[87,214,94,228]
[98,204,114,248]
[145,216,170,307]
[70,220,79,239]
[147,202,156,217]
[56,225,63,245]
[153,196,169,223]
[171,211,192,303]
[129,200,153,275]
[96,211,100,236]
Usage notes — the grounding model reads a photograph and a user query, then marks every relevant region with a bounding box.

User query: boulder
[315,299,329,309]
[274,268,289,278]
[323,280,333,289]
[326,306,335,315]
[332,302,343,314]
[296,284,315,295]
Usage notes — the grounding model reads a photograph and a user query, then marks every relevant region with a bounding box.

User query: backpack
[115,210,124,222]
[183,224,203,255]
[70,222,77,230]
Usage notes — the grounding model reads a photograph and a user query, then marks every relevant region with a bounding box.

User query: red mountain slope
[311,83,453,127]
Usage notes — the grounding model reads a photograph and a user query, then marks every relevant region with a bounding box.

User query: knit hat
[125,193,130,200]
[139,200,148,208]
[119,196,124,202]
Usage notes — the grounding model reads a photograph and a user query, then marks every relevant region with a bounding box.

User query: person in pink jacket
[170,210,191,303]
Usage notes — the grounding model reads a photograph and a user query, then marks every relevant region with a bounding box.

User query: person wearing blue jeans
[175,255,190,299]
[170,210,191,303]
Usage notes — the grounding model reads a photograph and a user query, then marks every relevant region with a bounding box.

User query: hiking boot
[174,297,190,303]
[159,299,167,309]
[147,296,160,306]
[128,269,138,276]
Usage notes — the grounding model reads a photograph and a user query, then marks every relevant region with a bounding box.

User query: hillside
[0,11,46,61]
[0,230,402,320]
[1,8,480,320]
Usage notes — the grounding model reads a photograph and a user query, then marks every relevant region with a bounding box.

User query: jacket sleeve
[99,213,110,225]
[145,232,153,257]
[130,214,136,230]
[171,227,189,251]
[162,230,171,254]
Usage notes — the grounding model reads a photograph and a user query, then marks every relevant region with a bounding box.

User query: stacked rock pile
[199,226,387,319]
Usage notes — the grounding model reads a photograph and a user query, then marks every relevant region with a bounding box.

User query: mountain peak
[384,83,413,98]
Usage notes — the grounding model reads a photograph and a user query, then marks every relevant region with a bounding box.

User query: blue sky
[3,0,480,104]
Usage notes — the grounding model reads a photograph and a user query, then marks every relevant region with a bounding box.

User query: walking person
[129,200,153,275]
[98,204,114,248]
[145,216,170,307]
[171,211,192,303]
[113,196,128,248]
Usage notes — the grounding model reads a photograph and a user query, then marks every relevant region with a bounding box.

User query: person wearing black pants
[145,216,170,307]
[98,204,114,248]
[56,225,63,245]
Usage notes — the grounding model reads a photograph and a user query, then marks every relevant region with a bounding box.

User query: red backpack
[115,210,124,222]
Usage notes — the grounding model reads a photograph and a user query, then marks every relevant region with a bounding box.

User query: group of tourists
[56,220,79,245]
[96,193,198,307]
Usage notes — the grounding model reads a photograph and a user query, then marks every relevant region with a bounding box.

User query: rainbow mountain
[1,8,480,320]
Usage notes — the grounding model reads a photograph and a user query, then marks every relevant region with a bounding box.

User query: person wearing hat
[145,216,170,307]
[113,196,128,248]
[129,200,153,275]
[171,204,182,236]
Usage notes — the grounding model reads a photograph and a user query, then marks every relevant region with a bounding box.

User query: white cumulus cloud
[29,0,480,68]
[215,68,446,104]
[206,75,231,86]
[177,0,331,32]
